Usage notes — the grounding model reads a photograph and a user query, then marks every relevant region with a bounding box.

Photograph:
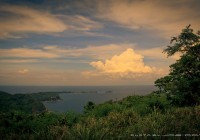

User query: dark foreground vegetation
[0,26,199,139]
[0,93,200,139]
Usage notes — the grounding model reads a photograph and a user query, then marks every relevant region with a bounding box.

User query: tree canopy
[155,25,200,106]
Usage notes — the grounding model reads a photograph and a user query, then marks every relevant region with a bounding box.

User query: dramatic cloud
[98,0,200,37]
[0,5,67,38]
[0,44,168,85]
[90,48,156,78]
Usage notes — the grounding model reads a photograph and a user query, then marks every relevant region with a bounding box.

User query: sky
[0,0,199,86]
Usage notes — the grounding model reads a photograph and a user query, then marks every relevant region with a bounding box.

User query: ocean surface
[0,85,157,113]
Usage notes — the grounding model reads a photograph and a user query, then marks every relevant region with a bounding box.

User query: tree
[84,101,95,113]
[155,25,200,106]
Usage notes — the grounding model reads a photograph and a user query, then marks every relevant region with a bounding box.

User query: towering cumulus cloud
[90,48,154,78]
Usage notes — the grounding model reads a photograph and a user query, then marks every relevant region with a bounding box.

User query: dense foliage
[155,25,200,106]
[0,91,45,113]
[0,94,200,139]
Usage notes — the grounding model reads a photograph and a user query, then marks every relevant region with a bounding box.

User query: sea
[0,85,157,113]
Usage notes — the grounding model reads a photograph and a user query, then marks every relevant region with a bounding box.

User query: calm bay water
[0,85,157,113]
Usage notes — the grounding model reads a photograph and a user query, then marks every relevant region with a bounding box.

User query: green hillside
[0,93,200,139]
